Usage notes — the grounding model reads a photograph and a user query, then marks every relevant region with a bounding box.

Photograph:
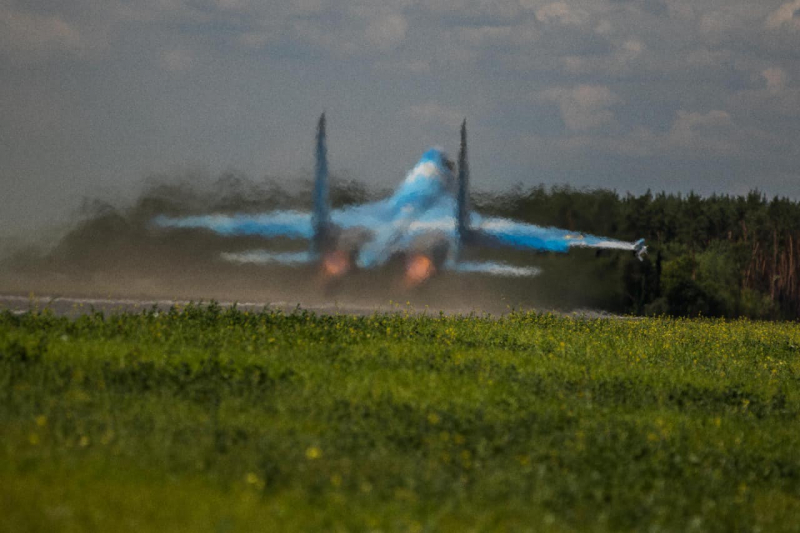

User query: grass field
[1,305,799,532]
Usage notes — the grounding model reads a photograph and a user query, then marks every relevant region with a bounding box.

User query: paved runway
[0,292,622,319]
[0,293,471,318]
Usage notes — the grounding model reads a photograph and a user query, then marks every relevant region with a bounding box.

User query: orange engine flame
[321,250,350,279]
[404,254,436,288]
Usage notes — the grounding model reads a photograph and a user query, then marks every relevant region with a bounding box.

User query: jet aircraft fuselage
[154,115,646,287]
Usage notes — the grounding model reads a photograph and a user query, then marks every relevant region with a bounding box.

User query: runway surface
[0,293,421,318]
[0,292,622,319]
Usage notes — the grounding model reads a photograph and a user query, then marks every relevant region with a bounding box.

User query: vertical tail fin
[312,113,331,255]
[456,119,470,249]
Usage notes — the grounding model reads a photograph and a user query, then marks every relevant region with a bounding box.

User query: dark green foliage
[476,187,800,318]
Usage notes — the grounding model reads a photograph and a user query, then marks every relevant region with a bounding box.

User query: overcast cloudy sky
[2,0,800,240]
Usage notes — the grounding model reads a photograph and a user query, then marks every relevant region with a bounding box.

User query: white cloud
[665,1,696,21]
[594,19,612,35]
[535,2,589,25]
[229,4,412,56]
[406,102,464,130]
[565,38,644,74]
[160,47,196,72]
[699,4,770,37]
[238,30,276,49]
[422,0,523,21]
[766,0,800,29]
[763,67,788,92]
[544,127,660,158]
[375,59,431,73]
[526,107,777,161]
[117,0,210,24]
[540,85,620,131]
[4,0,800,212]
[0,1,209,62]
[294,0,327,14]
[0,8,84,59]
[668,110,734,152]
[728,69,800,119]
[683,47,732,68]
[214,0,250,11]
[364,13,408,50]
[555,109,746,159]
[458,25,515,46]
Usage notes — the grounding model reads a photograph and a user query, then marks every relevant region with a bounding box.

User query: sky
[2,0,800,242]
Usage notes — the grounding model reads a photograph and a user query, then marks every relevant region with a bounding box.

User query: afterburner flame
[322,250,350,279]
[405,254,435,288]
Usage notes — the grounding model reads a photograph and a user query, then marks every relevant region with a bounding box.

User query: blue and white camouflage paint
[153,116,646,282]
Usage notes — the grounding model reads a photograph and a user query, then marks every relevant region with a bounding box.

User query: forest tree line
[475,186,800,319]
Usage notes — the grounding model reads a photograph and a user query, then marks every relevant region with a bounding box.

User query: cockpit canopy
[389,148,456,213]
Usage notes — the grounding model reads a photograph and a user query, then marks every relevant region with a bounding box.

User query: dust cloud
[0,174,627,316]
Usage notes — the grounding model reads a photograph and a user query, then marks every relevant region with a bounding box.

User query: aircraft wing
[472,216,647,260]
[445,260,542,278]
[153,211,314,240]
[152,205,387,267]
[152,211,322,266]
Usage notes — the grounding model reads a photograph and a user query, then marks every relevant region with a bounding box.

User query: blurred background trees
[481,186,800,319]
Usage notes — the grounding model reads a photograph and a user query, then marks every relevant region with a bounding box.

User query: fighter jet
[153,114,646,287]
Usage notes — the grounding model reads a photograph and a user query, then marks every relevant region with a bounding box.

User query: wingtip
[634,239,647,261]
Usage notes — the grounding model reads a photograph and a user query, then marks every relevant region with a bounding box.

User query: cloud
[406,102,464,130]
[766,0,800,29]
[421,0,524,21]
[225,3,412,56]
[763,67,788,92]
[728,68,800,119]
[667,110,734,152]
[665,1,696,21]
[594,18,613,35]
[364,13,408,50]
[160,47,196,72]
[0,1,209,63]
[535,2,590,25]
[116,0,211,25]
[562,38,644,74]
[539,106,788,163]
[457,24,516,46]
[0,7,84,59]
[539,85,620,131]
[238,30,277,49]
[375,59,431,73]
[5,0,800,231]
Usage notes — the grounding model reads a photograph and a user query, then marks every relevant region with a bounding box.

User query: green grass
[1,304,800,531]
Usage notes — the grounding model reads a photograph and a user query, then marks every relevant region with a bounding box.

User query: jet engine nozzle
[317,227,373,283]
[403,231,451,288]
[321,249,351,279]
[404,254,436,288]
